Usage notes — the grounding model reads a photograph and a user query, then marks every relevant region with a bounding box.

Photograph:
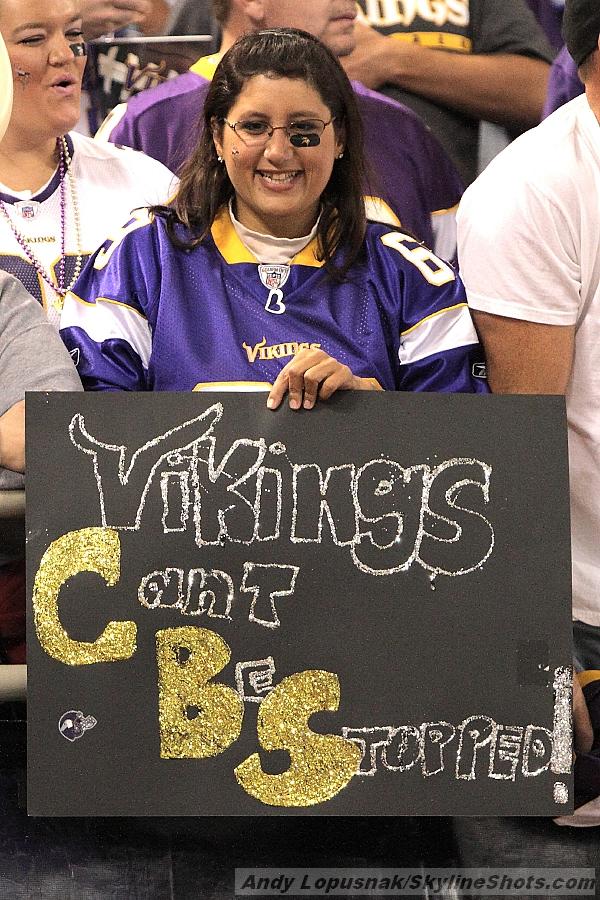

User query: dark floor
[1,702,599,900]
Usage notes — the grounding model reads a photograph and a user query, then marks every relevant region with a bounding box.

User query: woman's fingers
[266,355,305,409]
[317,363,353,401]
[267,351,318,410]
[267,350,355,410]
[286,365,307,410]
[301,365,321,408]
[266,367,289,410]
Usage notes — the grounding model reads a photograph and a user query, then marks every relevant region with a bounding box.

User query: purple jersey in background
[96,56,463,261]
[526,0,583,135]
[543,45,584,118]
[525,0,564,52]
[524,2,584,119]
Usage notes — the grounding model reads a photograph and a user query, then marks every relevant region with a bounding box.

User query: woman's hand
[0,401,25,473]
[267,348,380,411]
[81,0,150,39]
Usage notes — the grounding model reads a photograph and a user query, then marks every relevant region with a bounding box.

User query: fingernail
[303,399,313,409]
[289,398,300,410]
[266,398,275,409]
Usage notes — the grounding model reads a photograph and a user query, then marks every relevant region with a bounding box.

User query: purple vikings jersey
[543,45,584,118]
[525,0,564,52]
[59,208,488,395]
[98,56,463,259]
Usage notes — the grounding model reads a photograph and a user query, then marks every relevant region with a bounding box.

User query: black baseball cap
[563,0,600,67]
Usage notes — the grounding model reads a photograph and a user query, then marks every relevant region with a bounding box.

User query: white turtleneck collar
[228,199,319,265]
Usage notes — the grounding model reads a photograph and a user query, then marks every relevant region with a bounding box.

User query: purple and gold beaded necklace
[0,136,83,302]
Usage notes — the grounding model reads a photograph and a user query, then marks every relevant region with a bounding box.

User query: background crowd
[1,0,600,894]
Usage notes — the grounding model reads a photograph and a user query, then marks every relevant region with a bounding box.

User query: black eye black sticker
[290,133,320,148]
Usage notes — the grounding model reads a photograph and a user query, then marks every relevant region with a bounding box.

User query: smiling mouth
[257,171,302,183]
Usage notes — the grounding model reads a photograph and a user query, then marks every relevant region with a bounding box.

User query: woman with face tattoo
[0,0,176,329]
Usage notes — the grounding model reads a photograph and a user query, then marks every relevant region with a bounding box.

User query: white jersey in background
[0,132,177,328]
[458,93,600,628]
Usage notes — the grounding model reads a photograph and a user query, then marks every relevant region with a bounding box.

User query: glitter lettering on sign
[341,727,394,776]
[137,563,298,628]
[241,563,299,629]
[156,627,244,759]
[235,657,277,703]
[32,527,136,665]
[69,412,494,583]
[69,405,224,530]
[341,670,571,790]
[234,671,361,806]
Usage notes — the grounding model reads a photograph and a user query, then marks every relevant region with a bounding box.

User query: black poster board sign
[26,392,573,816]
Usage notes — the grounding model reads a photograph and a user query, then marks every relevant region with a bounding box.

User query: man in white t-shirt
[458,0,600,663]
[457,0,600,828]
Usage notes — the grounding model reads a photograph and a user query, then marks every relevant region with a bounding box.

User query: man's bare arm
[0,401,25,473]
[472,311,575,394]
[342,23,549,129]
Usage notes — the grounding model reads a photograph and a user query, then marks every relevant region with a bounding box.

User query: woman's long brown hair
[152,28,367,280]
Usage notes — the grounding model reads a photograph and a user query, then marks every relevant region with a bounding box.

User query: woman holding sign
[60,28,488,403]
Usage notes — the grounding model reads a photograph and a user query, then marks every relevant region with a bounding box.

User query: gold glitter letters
[32,527,136,665]
[156,626,244,758]
[234,670,361,806]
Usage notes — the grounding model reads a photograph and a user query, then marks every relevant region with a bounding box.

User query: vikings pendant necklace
[258,263,290,315]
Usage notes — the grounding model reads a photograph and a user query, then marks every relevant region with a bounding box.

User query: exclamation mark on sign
[550,666,572,804]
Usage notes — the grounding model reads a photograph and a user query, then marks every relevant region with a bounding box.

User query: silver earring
[337,151,344,159]
[217,155,223,163]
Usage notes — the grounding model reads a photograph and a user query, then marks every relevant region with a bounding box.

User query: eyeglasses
[222,117,335,148]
